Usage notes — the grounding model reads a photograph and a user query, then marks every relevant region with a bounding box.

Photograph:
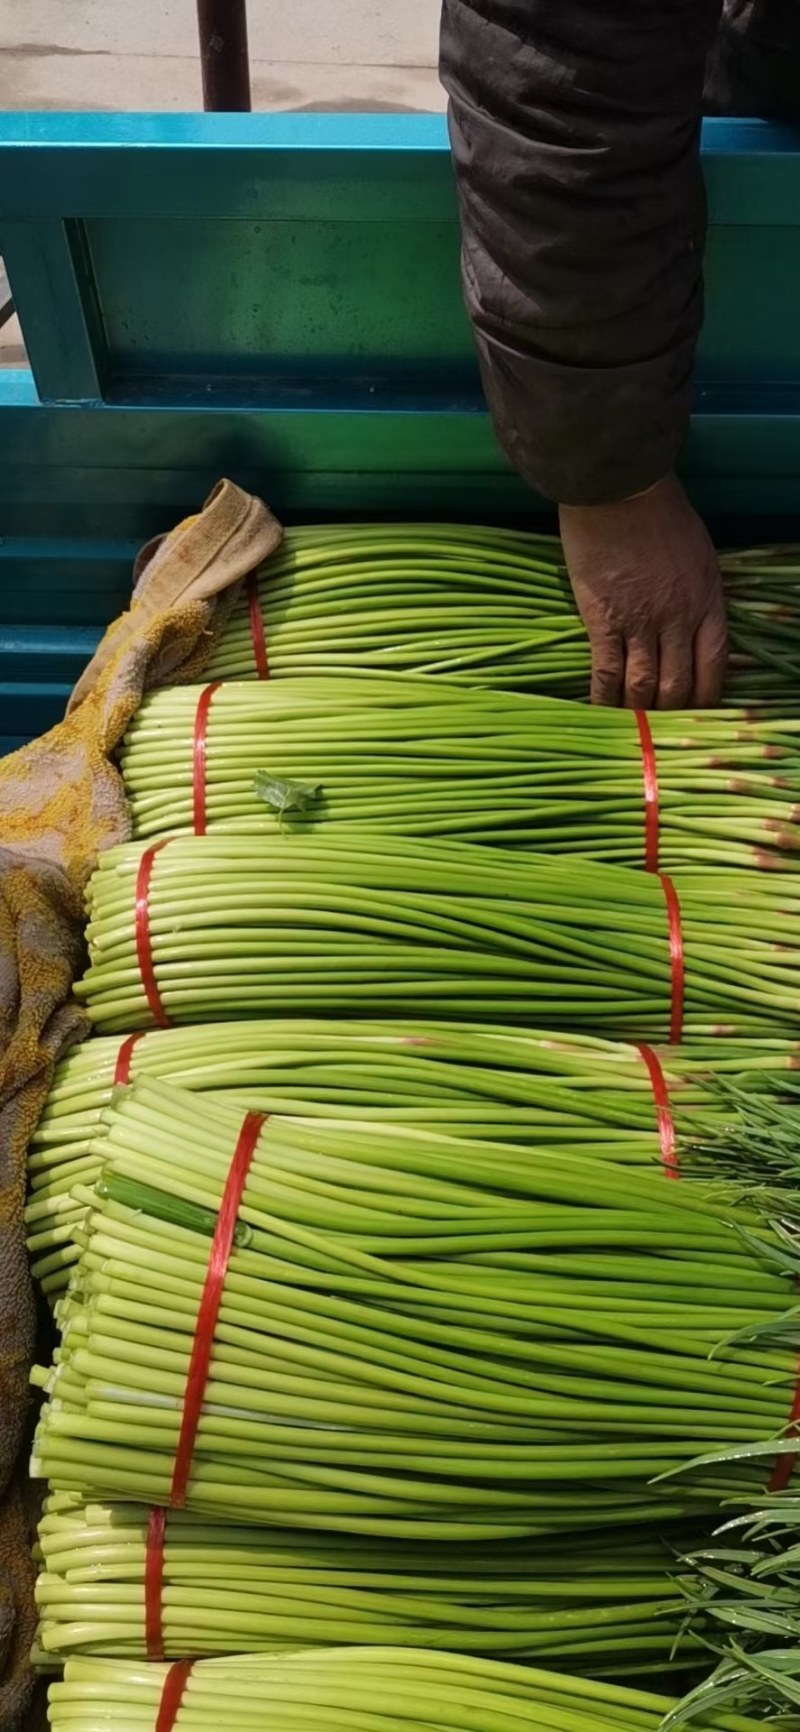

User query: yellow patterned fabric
[0,1476,38,1730]
[0,480,281,1728]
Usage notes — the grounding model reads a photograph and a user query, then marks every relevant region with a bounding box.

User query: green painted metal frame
[1,112,800,750]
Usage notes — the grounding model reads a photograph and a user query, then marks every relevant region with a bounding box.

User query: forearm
[441,0,723,504]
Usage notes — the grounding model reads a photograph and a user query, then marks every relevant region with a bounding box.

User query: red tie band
[113,1032,143,1088]
[634,710,660,874]
[135,842,171,1029]
[192,681,222,836]
[660,874,685,1045]
[169,1110,268,1509]
[155,1661,193,1732]
[246,572,270,679]
[632,711,682,1041]
[768,1369,800,1493]
[636,1043,678,1179]
[145,1506,167,1660]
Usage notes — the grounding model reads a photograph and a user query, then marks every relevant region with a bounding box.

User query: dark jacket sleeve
[706,1,800,119]
[440,1,723,505]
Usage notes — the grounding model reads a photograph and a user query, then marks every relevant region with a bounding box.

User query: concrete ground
[0,0,444,113]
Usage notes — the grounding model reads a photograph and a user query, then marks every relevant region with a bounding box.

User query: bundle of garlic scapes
[34,1495,705,1668]
[25,1019,800,1297]
[207,524,800,711]
[75,830,800,1038]
[122,675,800,871]
[46,1646,767,1732]
[31,1078,800,1539]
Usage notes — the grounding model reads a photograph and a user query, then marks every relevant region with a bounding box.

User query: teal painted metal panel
[0,115,456,223]
[0,684,72,741]
[0,219,108,401]
[1,112,798,223]
[3,115,800,415]
[85,215,470,386]
[702,226,800,384]
[2,113,800,749]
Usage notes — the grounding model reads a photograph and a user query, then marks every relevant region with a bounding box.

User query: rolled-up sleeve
[440,0,723,504]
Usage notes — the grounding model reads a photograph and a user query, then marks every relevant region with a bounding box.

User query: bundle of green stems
[122,675,800,870]
[74,830,800,1037]
[46,1647,767,1732]
[31,1078,800,1539]
[37,524,800,1722]
[206,524,800,710]
[25,1020,800,1298]
[34,1493,705,1668]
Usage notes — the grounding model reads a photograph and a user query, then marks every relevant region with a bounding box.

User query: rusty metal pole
[196,0,252,111]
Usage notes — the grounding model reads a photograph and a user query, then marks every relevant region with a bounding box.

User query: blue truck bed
[1,111,800,750]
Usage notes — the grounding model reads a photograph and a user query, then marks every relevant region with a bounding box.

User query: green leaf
[253,769,323,822]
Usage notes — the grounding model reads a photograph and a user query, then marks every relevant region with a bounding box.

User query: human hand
[558,474,727,709]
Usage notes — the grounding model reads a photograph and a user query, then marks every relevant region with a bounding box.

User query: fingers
[594,618,726,711]
[630,620,724,711]
[623,638,657,711]
[694,606,728,708]
[560,477,729,712]
[656,629,693,710]
[590,632,624,706]
[627,611,726,711]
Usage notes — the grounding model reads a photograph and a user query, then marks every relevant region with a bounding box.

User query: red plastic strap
[636,1044,678,1180]
[192,681,222,836]
[768,1363,800,1493]
[155,1661,193,1732]
[135,842,171,1029]
[660,874,685,1045]
[170,1110,267,1507]
[145,1507,167,1660]
[114,1032,143,1088]
[246,573,270,679]
[634,711,660,874]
